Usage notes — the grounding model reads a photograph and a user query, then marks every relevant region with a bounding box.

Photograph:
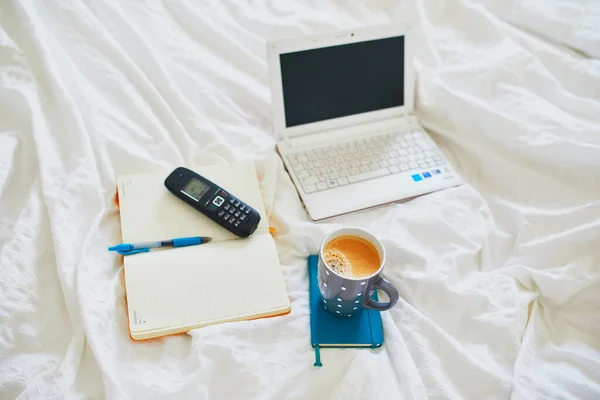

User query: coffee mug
[318,227,399,318]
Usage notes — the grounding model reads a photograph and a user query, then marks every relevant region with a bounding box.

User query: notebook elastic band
[313,345,322,367]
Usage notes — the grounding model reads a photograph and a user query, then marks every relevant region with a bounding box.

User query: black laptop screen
[279,35,405,128]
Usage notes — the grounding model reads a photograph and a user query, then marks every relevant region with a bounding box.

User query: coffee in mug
[323,236,381,278]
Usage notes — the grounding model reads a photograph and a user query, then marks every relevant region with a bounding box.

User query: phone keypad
[216,196,251,227]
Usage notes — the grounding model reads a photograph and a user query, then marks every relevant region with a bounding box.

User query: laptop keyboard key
[301,177,318,186]
[348,168,389,183]
[304,184,317,194]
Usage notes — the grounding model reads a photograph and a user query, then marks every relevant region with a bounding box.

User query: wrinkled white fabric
[1,0,599,399]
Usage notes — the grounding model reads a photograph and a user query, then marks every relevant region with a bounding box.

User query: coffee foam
[323,248,352,277]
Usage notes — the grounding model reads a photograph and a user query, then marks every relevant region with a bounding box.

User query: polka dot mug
[318,227,399,318]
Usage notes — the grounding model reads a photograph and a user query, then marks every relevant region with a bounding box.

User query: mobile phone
[164,167,261,238]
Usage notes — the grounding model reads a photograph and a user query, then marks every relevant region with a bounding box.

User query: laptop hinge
[282,132,292,148]
[281,112,416,148]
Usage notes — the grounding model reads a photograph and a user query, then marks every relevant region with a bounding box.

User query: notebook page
[117,163,268,243]
[124,233,290,334]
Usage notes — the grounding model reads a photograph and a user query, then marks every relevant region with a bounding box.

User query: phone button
[213,196,225,207]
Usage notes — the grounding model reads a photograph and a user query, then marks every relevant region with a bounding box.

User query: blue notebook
[308,255,383,366]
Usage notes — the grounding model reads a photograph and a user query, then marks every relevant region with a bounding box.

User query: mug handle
[363,277,399,311]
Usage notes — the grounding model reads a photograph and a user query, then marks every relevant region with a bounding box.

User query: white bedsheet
[1,1,599,399]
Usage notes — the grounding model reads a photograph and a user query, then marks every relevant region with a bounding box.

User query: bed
[1,0,599,398]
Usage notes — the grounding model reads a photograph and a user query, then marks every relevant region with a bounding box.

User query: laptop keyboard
[285,131,447,194]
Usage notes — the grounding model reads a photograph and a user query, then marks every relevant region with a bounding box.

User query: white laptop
[267,24,462,221]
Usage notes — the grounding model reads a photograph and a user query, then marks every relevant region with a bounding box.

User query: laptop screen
[279,35,405,128]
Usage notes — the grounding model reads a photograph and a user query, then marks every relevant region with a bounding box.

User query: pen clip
[109,244,150,256]
[118,248,150,256]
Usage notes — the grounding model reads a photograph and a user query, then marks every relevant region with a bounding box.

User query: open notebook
[117,162,291,340]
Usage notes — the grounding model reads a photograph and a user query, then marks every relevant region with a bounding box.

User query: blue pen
[108,236,212,256]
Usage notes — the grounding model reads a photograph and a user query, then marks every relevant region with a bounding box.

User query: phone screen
[182,178,211,200]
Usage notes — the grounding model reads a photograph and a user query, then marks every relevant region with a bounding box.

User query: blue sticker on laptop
[411,174,422,182]
[432,169,441,175]
[422,172,432,178]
